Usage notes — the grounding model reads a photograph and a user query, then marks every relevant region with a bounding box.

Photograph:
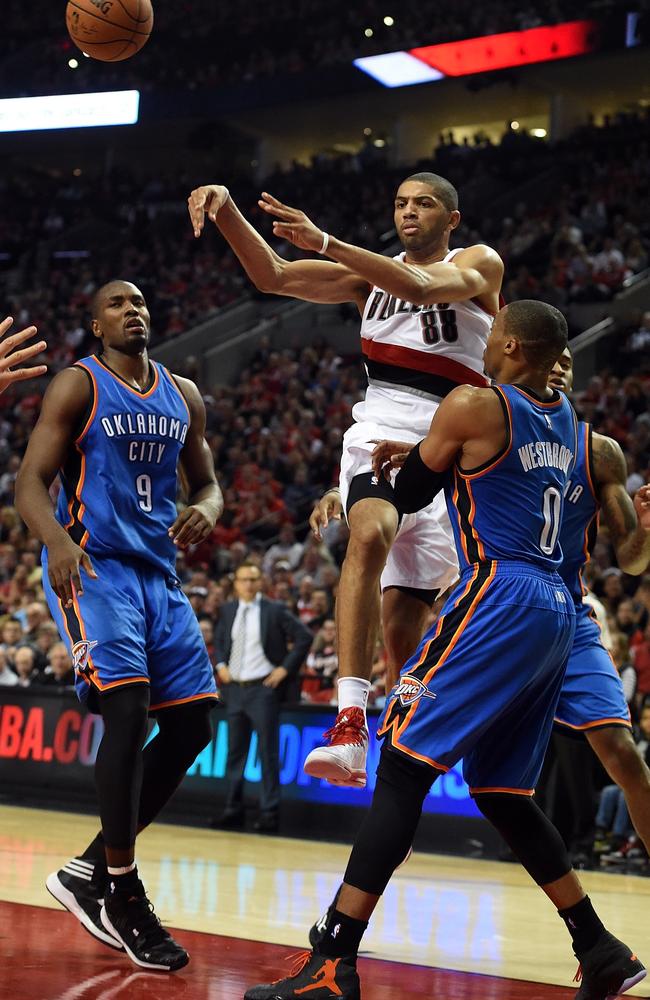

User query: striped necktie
[230,604,250,679]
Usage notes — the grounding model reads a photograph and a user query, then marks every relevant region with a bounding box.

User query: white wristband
[318,231,330,255]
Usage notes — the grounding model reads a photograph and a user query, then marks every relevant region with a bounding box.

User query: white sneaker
[303,708,369,787]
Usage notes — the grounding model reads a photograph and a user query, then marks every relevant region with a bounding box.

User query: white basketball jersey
[352,248,495,438]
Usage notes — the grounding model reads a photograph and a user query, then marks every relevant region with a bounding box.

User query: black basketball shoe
[46,857,122,950]
[244,951,360,999]
[574,931,646,999]
[100,879,189,972]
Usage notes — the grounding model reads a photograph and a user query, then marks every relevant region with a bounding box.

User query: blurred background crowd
[1,0,650,865]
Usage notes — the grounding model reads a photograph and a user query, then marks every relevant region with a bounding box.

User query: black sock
[559,896,605,954]
[107,865,140,897]
[80,833,106,869]
[316,909,367,959]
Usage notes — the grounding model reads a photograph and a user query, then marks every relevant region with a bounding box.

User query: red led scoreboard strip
[412,20,597,76]
[354,20,599,88]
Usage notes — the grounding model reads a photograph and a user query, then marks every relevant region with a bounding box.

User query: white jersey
[352,248,495,439]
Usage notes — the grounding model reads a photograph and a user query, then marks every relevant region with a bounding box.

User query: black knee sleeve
[137,700,214,830]
[474,792,572,886]
[344,747,437,896]
[95,684,151,849]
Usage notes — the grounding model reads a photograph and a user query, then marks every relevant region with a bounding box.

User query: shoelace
[323,714,367,748]
[272,951,312,984]
[573,965,583,984]
[125,895,170,948]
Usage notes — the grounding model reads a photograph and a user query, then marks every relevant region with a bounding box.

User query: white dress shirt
[229,594,275,682]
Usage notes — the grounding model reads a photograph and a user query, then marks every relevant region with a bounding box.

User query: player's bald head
[91,280,145,318]
[402,172,458,212]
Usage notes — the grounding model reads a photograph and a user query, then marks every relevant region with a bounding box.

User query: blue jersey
[445,383,578,572]
[558,421,599,606]
[55,355,190,576]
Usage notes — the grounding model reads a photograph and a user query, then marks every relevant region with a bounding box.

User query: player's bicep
[174,376,218,492]
[19,370,89,485]
[419,388,479,471]
[276,259,370,306]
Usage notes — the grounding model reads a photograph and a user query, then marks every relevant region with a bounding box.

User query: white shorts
[339,421,459,594]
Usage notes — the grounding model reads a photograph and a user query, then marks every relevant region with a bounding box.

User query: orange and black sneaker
[574,931,645,999]
[244,950,361,999]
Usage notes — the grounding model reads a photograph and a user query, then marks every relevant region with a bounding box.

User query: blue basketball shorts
[378,560,576,795]
[42,550,217,712]
[554,604,631,732]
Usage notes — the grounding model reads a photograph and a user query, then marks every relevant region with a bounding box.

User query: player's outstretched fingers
[258,193,296,220]
[188,189,208,237]
[0,340,47,371]
[0,316,15,339]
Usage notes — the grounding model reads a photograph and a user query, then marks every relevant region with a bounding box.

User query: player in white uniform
[188,173,504,786]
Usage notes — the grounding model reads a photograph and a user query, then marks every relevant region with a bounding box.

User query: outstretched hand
[309,490,343,541]
[188,184,230,237]
[0,317,47,393]
[258,192,325,252]
[370,439,415,480]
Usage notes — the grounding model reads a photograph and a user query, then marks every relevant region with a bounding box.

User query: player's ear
[91,319,101,339]
[503,338,518,355]
[448,210,461,232]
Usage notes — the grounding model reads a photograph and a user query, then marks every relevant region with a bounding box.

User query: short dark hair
[503,300,568,372]
[235,561,262,578]
[402,172,459,212]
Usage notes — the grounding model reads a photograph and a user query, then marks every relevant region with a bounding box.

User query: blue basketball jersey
[445,383,579,571]
[558,421,599,605]
[55,355,190,575]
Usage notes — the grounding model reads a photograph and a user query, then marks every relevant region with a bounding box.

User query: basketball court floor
[2,804,648,999]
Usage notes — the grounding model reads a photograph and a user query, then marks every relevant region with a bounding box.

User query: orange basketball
[66,0,154,62]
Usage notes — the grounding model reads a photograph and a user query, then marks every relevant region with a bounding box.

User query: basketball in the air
[66,0,154,62]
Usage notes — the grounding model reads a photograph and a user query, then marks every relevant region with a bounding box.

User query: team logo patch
[72,639,98,677]
[393,676,437,707]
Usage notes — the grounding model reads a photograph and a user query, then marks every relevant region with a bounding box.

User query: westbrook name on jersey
[55,354,190,575]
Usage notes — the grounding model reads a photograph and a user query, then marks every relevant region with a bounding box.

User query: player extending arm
[189,174,503,788]
[188,183,502,314]
[0,315,47,390]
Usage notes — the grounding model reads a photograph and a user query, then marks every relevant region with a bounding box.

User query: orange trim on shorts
[421,561,496,686]
[381,563,497,765]
[149,691,219,712]
[554,716,632,731]
[470,786,535,796]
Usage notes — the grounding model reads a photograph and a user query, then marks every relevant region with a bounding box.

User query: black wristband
[393,443,448,514]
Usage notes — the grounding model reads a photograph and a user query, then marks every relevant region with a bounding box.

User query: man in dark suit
[212,561,313,833]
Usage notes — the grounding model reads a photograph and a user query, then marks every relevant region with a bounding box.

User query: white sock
[107,862,136,876]
[337,676,371,718]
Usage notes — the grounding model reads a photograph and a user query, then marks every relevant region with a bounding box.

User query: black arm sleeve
[392,444,450,514]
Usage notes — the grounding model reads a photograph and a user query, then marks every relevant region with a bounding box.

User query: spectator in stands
[0,647,17,686]
[22,601,48,644]
[40,642,75,688]
[199,617,216,665]
[14,644,39,687]
[303,619,338,703]
[612,632,637,709]
[262,523,304,576]
[631,621,650,708]
[1,617,24,668]
[303,588,331,632]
